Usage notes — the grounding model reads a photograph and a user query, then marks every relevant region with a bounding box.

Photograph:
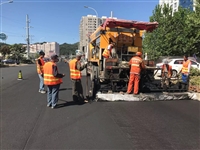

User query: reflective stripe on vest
[130,56,142,74]
[182,60,191,73]
[69,59,81,79]
[37,57,45,74]
[102,49,110,58]
[43,62,62,85]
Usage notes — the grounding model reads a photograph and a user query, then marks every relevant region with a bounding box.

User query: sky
[1,0,159,45]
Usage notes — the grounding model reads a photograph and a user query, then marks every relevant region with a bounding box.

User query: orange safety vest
[102,49,110,58]
[43,62,62,85]
[182,60,191,73]
[69,58,81,79]
[162,64,172,77]
[37,57,45,74]
[129,56,143,74]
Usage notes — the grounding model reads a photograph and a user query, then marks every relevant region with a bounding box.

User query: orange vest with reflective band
[129,56,143,74]
[182,60,191,73]
[43,62,62,85]
[69,58,81,79]
[162,64,172,77]
[102,49,110,58]
[37,57,45,74]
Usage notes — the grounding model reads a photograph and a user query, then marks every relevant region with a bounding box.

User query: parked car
[154,58,200,78]
[2,59,15,64]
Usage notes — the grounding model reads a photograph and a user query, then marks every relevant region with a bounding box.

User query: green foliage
[9,44,26,61]
[190,76,200,86]
[190,67,200,76]
[60,42,79,55]
[143,3,200,60]
[0,45,11,57]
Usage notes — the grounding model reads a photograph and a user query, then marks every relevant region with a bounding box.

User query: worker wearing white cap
[69,50,88,104]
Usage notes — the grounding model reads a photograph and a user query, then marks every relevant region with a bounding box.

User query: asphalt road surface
[1,62,199,150]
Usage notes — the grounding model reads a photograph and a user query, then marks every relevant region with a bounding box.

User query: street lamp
[0,0,13,44]
[84,6,99,28]
[0,0,13,6]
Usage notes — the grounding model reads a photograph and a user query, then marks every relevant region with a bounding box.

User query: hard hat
[163,59,168,64]
[75,50,83,57]
[136,52,142,56]
[51,54,58,60]
[39,50,45,56]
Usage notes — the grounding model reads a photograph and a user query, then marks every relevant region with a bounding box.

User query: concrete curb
[8,64,29,67]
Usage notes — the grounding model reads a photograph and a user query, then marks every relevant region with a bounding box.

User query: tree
[60,42,79,55]
[0,45,10,58]
[9,44,26,61]
[143,3,199,60]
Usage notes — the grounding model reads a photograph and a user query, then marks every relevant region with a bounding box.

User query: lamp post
[0,0,13,5]
[84,6,99,28]
[0,0,13,43]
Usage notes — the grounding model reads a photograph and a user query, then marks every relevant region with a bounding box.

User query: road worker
[126,51,145,95]
[102,41,116,59]
[69,50,88,104]
[102,41,116,74]
[43,54,65,109]
[161,59,172,89]
[178,54,191,84]
[37,50,46,94]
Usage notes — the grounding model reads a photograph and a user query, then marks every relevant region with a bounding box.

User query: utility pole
[26,14,30,59]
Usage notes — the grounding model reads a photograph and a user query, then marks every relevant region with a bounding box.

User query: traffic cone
[18,70,23,80]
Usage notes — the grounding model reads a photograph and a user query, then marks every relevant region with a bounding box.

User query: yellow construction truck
[85,18,183,98]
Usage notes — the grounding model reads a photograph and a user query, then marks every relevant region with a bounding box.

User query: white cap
[75,50,83,56]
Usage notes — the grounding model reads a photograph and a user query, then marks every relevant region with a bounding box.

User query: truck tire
[172,70,177,78]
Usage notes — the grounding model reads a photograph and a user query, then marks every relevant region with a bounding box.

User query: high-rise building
[79,15,99,53]
[159,0,195,13]
[79,15,117,53]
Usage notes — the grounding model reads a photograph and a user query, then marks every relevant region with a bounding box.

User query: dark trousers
[72,79,84,103]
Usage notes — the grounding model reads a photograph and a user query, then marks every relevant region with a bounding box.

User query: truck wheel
[172,70,177,78]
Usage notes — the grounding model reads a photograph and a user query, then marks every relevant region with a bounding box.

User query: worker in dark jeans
[69,50,88,104]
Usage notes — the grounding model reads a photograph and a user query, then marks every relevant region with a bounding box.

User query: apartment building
[159,0,195,13]
[28,42,60,58]
[79,15,117,53]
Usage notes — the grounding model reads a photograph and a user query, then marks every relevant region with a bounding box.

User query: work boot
[84,99,89,103]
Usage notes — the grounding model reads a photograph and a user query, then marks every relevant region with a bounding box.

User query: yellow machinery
[86,18,159,98]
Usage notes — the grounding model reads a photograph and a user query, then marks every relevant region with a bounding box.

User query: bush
[190,67,200,76]
[190,76,200,86]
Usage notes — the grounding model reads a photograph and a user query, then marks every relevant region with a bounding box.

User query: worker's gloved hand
[41,74,44,77]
